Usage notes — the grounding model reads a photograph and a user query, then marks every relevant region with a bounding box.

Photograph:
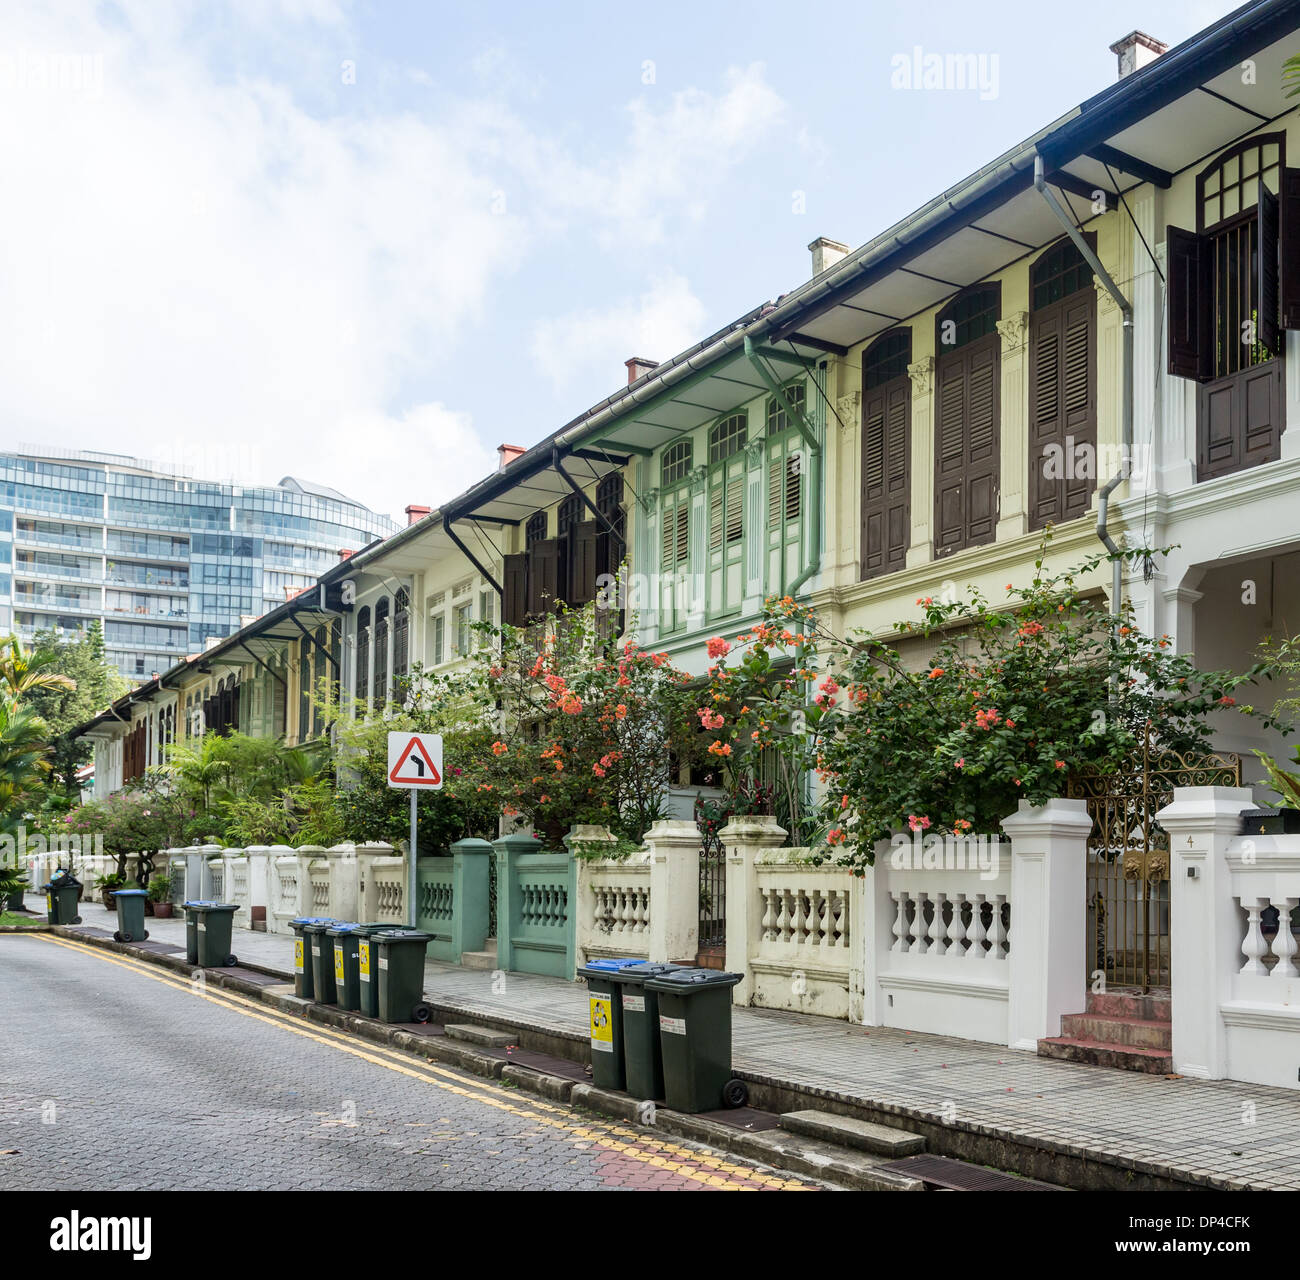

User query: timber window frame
[860,328,912,580]
[1028,236,1097,530]
[658,453,693,637]
[355,605,370,707]
[765,380,807,593]
[934,284,1001,558]
[706,410,748,619]
[1167,132,1290,480]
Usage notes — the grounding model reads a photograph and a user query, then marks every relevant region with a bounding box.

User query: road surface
[0,933,820,1191]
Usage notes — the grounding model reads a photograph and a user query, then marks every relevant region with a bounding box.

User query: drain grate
[876,1154,1063,1191]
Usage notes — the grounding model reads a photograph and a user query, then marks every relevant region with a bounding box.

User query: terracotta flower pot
[152,902,173,919]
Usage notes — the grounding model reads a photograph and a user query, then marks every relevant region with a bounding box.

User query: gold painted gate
[1068,724,1240,993]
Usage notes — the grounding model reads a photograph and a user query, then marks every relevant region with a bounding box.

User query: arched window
[356,606,371,706]
[373,597,390,710]
[392,588,410,701]
[707,412,748,462]
[861,328,912,579]
[313,625,328,737]
[934,285,1000,556]
[1028,237,1096,528]
[661,439,692,486]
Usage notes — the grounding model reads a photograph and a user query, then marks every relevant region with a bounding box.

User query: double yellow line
[30,932,811,1191]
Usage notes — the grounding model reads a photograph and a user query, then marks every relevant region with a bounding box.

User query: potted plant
[1244,749,1300,834]
[0,866,27,912]
[147,875,173,919]
[98,871,127,910]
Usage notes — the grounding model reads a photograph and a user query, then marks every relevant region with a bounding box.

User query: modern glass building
[0,447,398,680]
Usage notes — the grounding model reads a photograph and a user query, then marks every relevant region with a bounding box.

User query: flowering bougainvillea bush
[700,543,1290,868]
[397,604,704,849]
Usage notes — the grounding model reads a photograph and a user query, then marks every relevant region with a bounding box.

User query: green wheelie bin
[373,929,433,1024]
[112,888,150,943]
[578,958,648,1091]
[644,968,748,1113]
[44,870,83,925]
[289,916,333,999]
[608,962,688,1101]
[304,919,338,1004]
[352,922,395,1018]
[195,903,240,967]
[328,922,362,1011]
[182,900,216,963]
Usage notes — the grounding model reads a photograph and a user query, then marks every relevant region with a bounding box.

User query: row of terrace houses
[79,3,1300,801]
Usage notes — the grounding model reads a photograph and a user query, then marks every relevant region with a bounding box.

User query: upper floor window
[392,588,410,691]
[765,382,806,435]
[864,329,912,390]
[661,439,693,486]
[373,596,390,709]
[1168,133,1289,480]
[1031,239,1093,311]
[860,328,912,580]
[355,605,370,705]
[937,284,999,352]
[557,494,582,538]
[708,412,748,463]
[526,511,547,546]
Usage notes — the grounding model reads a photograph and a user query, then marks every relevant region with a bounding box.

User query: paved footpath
[0,931,822,1191]
[31,897,1300,1190]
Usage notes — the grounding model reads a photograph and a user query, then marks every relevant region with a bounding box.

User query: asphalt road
[0,934,819,1191]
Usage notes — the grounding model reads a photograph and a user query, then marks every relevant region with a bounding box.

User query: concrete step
[460,944,498,971]
[1037,1035,1173,1074]
[779,1109,925,1157]
[1086,989,1171,1021]
[444,1023,517,1048]
[1060,1012,1172,1051]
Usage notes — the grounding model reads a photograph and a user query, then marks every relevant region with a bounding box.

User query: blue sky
[0,0,1238,521]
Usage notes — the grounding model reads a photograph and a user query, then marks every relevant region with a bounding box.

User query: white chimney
[809,237,850,278]
[1110,31,1167,79]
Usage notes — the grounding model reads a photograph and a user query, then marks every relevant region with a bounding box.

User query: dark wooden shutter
[935,336,999,557]
[1282,168,1300,329]
[1029,289,1096,529]
[502,553,529,627]
[567,520,598,606]
[528,537,564,614]
[1167,225,1210,380]
[1259,185,1281,356]
[860,376,909,579]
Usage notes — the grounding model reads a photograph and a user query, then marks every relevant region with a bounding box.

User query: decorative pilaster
[996,312,1029,542]
[905,356,935,567]
[645,819,702,964]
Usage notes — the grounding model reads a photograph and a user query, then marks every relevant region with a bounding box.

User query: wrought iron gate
[696,810,727,950]
[1068,723,1240,993]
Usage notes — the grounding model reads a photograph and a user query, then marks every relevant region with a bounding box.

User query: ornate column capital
[688,466,708,494]
[907,356,935,395]
[1094,276,1121,316]
[996,311,1029,353]
[835,390,860,430]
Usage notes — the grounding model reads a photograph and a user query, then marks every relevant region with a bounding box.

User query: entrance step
[1036,1036,1173,1073]
[444,1023,517,1049]
[1038,986,1173,1072]
[779,1110,925,1157]
[694,944,726,971]
[460,942,498,971]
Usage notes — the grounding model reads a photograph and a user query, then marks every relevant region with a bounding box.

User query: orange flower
[491,740,508,756]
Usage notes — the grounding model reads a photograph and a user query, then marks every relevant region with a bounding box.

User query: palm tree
[0,695,50,839]
[0,635,76,699]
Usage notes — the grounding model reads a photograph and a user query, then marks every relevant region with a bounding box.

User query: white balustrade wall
[1161,787,1300,1090]
[360,845,406,925]
[575,851,652,969]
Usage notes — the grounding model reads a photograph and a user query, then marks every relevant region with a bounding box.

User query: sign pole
[409,789,418,929]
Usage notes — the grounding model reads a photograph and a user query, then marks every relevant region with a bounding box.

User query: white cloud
[0,5,787,521]
[530,272,708,391]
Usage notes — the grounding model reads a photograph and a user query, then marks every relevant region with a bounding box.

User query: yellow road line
[34,932,809,1190]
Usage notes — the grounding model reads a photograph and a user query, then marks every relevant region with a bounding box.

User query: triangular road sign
[388,733,443,788]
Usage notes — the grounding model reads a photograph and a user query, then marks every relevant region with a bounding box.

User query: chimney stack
[625,356,659,385]
[1110,31,1166,79]
[497,443,525,471]
[404,503,431,526]
[337,548,354,562]
[809,237,850,278]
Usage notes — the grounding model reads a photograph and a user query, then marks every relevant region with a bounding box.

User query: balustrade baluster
[968,893,987,959]
[929,891,948,955]
[988,894,1007,959]
[948,893,967,957]
[1241,897,1270,975]
[762,890,776,942]
[1277,899,1300,979]
[913,892,929,954]
[891,892,906,953]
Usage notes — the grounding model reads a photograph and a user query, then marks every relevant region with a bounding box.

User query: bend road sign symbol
[387,732,444,789]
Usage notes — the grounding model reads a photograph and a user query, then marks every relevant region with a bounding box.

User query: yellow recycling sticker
[359,941,370,979]
[334,944,344,981]
[589,994,614,1052]
[294,938,303,972]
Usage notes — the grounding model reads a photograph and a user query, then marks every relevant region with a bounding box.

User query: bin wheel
[71,916,82,925]
[226,954,238,967]
[142,930,150,941]
[722,1078,749,1109]
[411,1002,432,1024]
[113,930,123,942]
